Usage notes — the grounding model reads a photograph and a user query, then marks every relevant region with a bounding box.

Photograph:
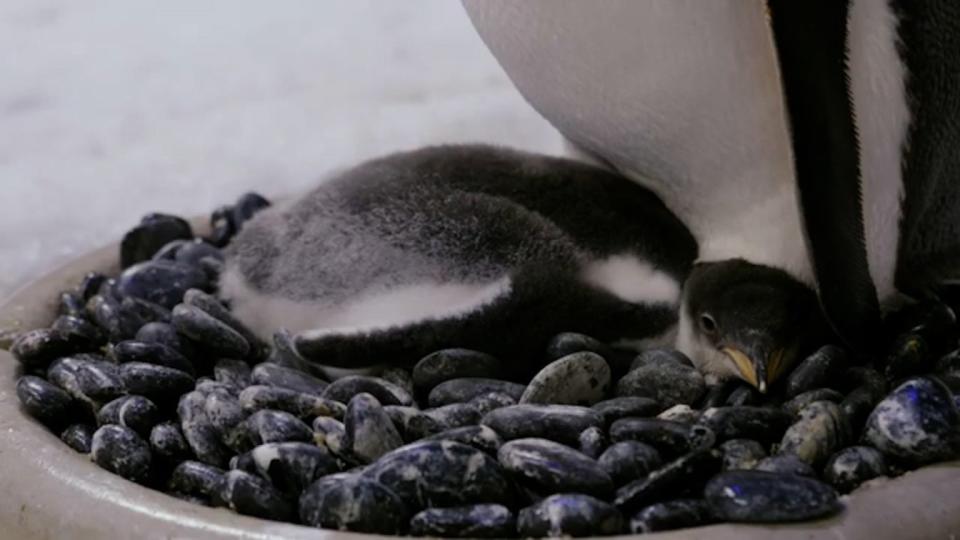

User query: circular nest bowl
[1,233,959,540]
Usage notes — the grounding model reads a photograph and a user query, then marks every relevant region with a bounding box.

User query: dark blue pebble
[48,356,126,403]
[219,469,294,522]
[117,260,208,309]
[323,375,413,407]
[498,438,614,498]
[204,391,247,444]
[51,315,107,348]
[150,421,192,463]
[11,328,87,370]
[755,454,816,477]
[299,474,408,534]
[598,441,663,486]
[481,404,603,447]
[704,470,841,523]
[121,296,172,325]
[135,321,188,353]
[864,377,960,464]
[230,410,313,452]
[87,295,144,342]
[251,442,339,496]
[169,460,226,498]
[785,345,847,398]
[380,367,415,397]
[629,348,696,370]
[184,289,266,357]
[238,385,345,420]
[698,406,792,444]
[610,418,715,457]
[823,446,888,493]
[151,239,190,261]
[59,423,95,453]
[518,494,625,538]
[591,397,661,426]
[178,391,232,468]
[58,291,87,318]
[546,332,616,362]
[406,403,481,441]
[97,395,159,437]
[344,393,404,463]
[579,426,607,458]
[17,375,74,427]
[423,425,503,454]
[119,362,194,403]
[172,304,250,358]
[784,388,846,417]
[614,449,722,513]
[78,272,109,301]
[629,499,715,533]
[725,384,762,407]
[412,349,502,393]
[428,378,526,407]
[252,363,329,396]
[112,340,194,375]
[719,438,767,471]
[175,239,224,268]
[119,213,193,268]
[213,359,252,391]
[91,424,152,484]
[617,356,705,408]
[410,504,515,538]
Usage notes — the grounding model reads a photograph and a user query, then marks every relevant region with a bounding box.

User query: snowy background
[0,0,560,298]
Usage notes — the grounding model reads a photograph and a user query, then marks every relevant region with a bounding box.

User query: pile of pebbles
[8,192,960,537]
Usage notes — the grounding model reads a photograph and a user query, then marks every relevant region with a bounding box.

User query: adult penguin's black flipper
[767,0,882,354]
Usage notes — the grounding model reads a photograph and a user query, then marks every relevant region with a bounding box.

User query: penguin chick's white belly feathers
[221,145,697,372]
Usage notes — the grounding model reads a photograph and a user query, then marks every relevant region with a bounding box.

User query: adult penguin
[463,0,960,389]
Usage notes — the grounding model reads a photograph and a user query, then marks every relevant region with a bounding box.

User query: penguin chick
[677,259,831,392]
[220,144,697,376]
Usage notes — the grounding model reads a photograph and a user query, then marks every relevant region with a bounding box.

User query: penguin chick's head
[677,259,827,393]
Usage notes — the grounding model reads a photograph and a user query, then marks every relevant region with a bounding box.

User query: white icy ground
[0,0,560,298]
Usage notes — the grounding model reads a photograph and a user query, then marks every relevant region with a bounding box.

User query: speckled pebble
[219,469,294,522]
[169,460,226,499]
[518,494,624,538]
[213,359,253,391]
[520,352,611,406]
[172,304,250,359]
[97,395,159,437]
[755,454,816,477]
[178,391,232,467]
[48,356,126,404]
[410,504,515,538]
[778,401,851,467]
[16,375,74,428]
[704,470,841,523]
[407,404,481,441]
[657,404,700,424]
[481,404,603,446]
[116,259,207,309]
[614,449,722,513]
[120,362,195,403]
[617,358,705,408]
[864,377,960,464]
[150,421,192,463]
[784,345,847,398]
[592,397,661,426]
[719,439,767,471]
[112,340,194,375]
[423,425,503,454]
[429,378,526,407]
[251,442,339,495]
[629,499,715,533]
[610,418,715,457]
[578,426,607,458]
[823,446,888,493]
[498,438,614,498]
[12,328,87,370]
[344,393,403,463]
[784,388,845,417]
[323,376,414,407]
[239,385,345,420]
[698,406,792,444]
[598,441,662,486]
[60,423,95,453]
[230,410,313,452]
[91,424,152,484]
[251,363,329,396]
[413,349,502,393]
[299,474,409,534]
[469,392,517,415]
[545,332,616,362]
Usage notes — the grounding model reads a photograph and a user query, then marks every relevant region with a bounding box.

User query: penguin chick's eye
[699,313,718,336]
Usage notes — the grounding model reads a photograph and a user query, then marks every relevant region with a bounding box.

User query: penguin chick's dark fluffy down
[220,144,697,373]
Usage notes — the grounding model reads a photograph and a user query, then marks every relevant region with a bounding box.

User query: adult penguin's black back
[768,0,960,353]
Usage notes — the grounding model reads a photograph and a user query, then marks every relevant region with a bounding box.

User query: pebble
[251,442,339,495]
[16,375,74,428]
[91,424,152,484]
[784,345,847,398]
[598,441,663,486]
[469,392,517,415]
[784,388,845,417]
[413,349,502,393]
[698,406,792,444]
[213,359,253,391]
[120,296,172,326]
[381,367,415,397]
[219,469,294,522]
[614,449,722,512]
[344,393,404,463]
[58,292,86,318]
[518,494,624,538]
[78,272,108,301]
[704,470,841,523]
[169,460,226,499]
[481,404,603,446]
[629,499,715,534]
[231,410,313,452]
[520,352,611,406]
[178,391,232,467]
[204,392,247,442]
[754,454,816,477]
[51,315,107,349]
[112,340,194,375]
[172,304,250,359]
[407,404,481,440]
[299,474,408,534]
[312,417,348,457]
[135,322,187,352]
[97,395,159,437]
[48,356,126,404]
[778,401,850,467]
[239,385,344,420]
[323,375,414,407]
[610,418,715,457]
[183,289,265,356]
[840,386,879,434]
[150,421,191,463]
[657,404,700,424]
[175,240,224,268]
[498,438,614,498]
[410,504,515,538]
[152,239,190,261]
[116,260,208,309]
[429,378,526,407]
[11,328,83,370]
[251,363,329,396]
[719,439,767,471]
[423,425,503,454]
[592,397,661,426]
[863,377,960,464]
[629,348,696,370]
[578,426,607,458]
[120,213,193,268]
[362,440,513,510]
[120,362,195,403]
[545,332,616,362]
[823,446,888,493]
[60,423,95,453]
[617,358,705,408]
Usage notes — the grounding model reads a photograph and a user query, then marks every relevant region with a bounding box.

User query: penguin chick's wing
[221,144,697,369]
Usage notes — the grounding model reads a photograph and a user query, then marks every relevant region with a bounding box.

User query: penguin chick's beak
[721,346,788,394]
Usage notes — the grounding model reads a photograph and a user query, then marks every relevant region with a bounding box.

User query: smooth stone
[629,348,695,370]
[251,363,329,396]
[175,240,224,268]
[323,376,413,406]
[617,359,705,408]
[428,378,525,407]
[203,392,247,442]
[312,417,348,457]
[112,340,194,375]
[172,304,250,359]
[183,289,265,356]
[382,406,423,442]
[152,239,190,261]
[610,418,715,457]
[614,449,722,513]
[840,386,880,434]
[135,322,188,353]
[380,367,415,397]
[60,423,95,453]
[51,315,107,349]
[755,454,816,477]
[498,438,614,498]
[11,328,84,370]
[195,379,237,398]
[410,504,515,538]
[518,494,624,538]
[720,439,767,471]
[120,296,172,325]
[778,401,851,467]
[213,359,253,391]
[598,441,663,486]
[91,424,152,484]
[48,356,126,404]
[58,291,86,318]
[178,391,232,467]
[299,474,408,534]
[785,345,847,398]
[823,446,888,493]
[413,349,502,393]
[251,442,339,496]
[119,362,194,403]
[657,404,700,424]
[239,385,344,420]
[407,404,481,441]
[150,421,191,463]
[362,440,513,510]
[97,395,159,437]
[423,425,503,454]
[87,294,143,343]
[169,461,226,498]
[545,332,616,361]
[863,377,960,464]
[481,404,603,446]
[592,397,661,426]
[629,499,715,534]
[579,426,607,458]
[469,392,517,415]
[704,470,842,523]
[698,406,793,444]
[520,352,611,406]
[231,410,313,452]
[219,469,294,522]
[116,260,208,309]
[784,388,845,417]
[344,393,403,463]
[16,375,74,428]
[120,213,193,268]
[230,452,258,475]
